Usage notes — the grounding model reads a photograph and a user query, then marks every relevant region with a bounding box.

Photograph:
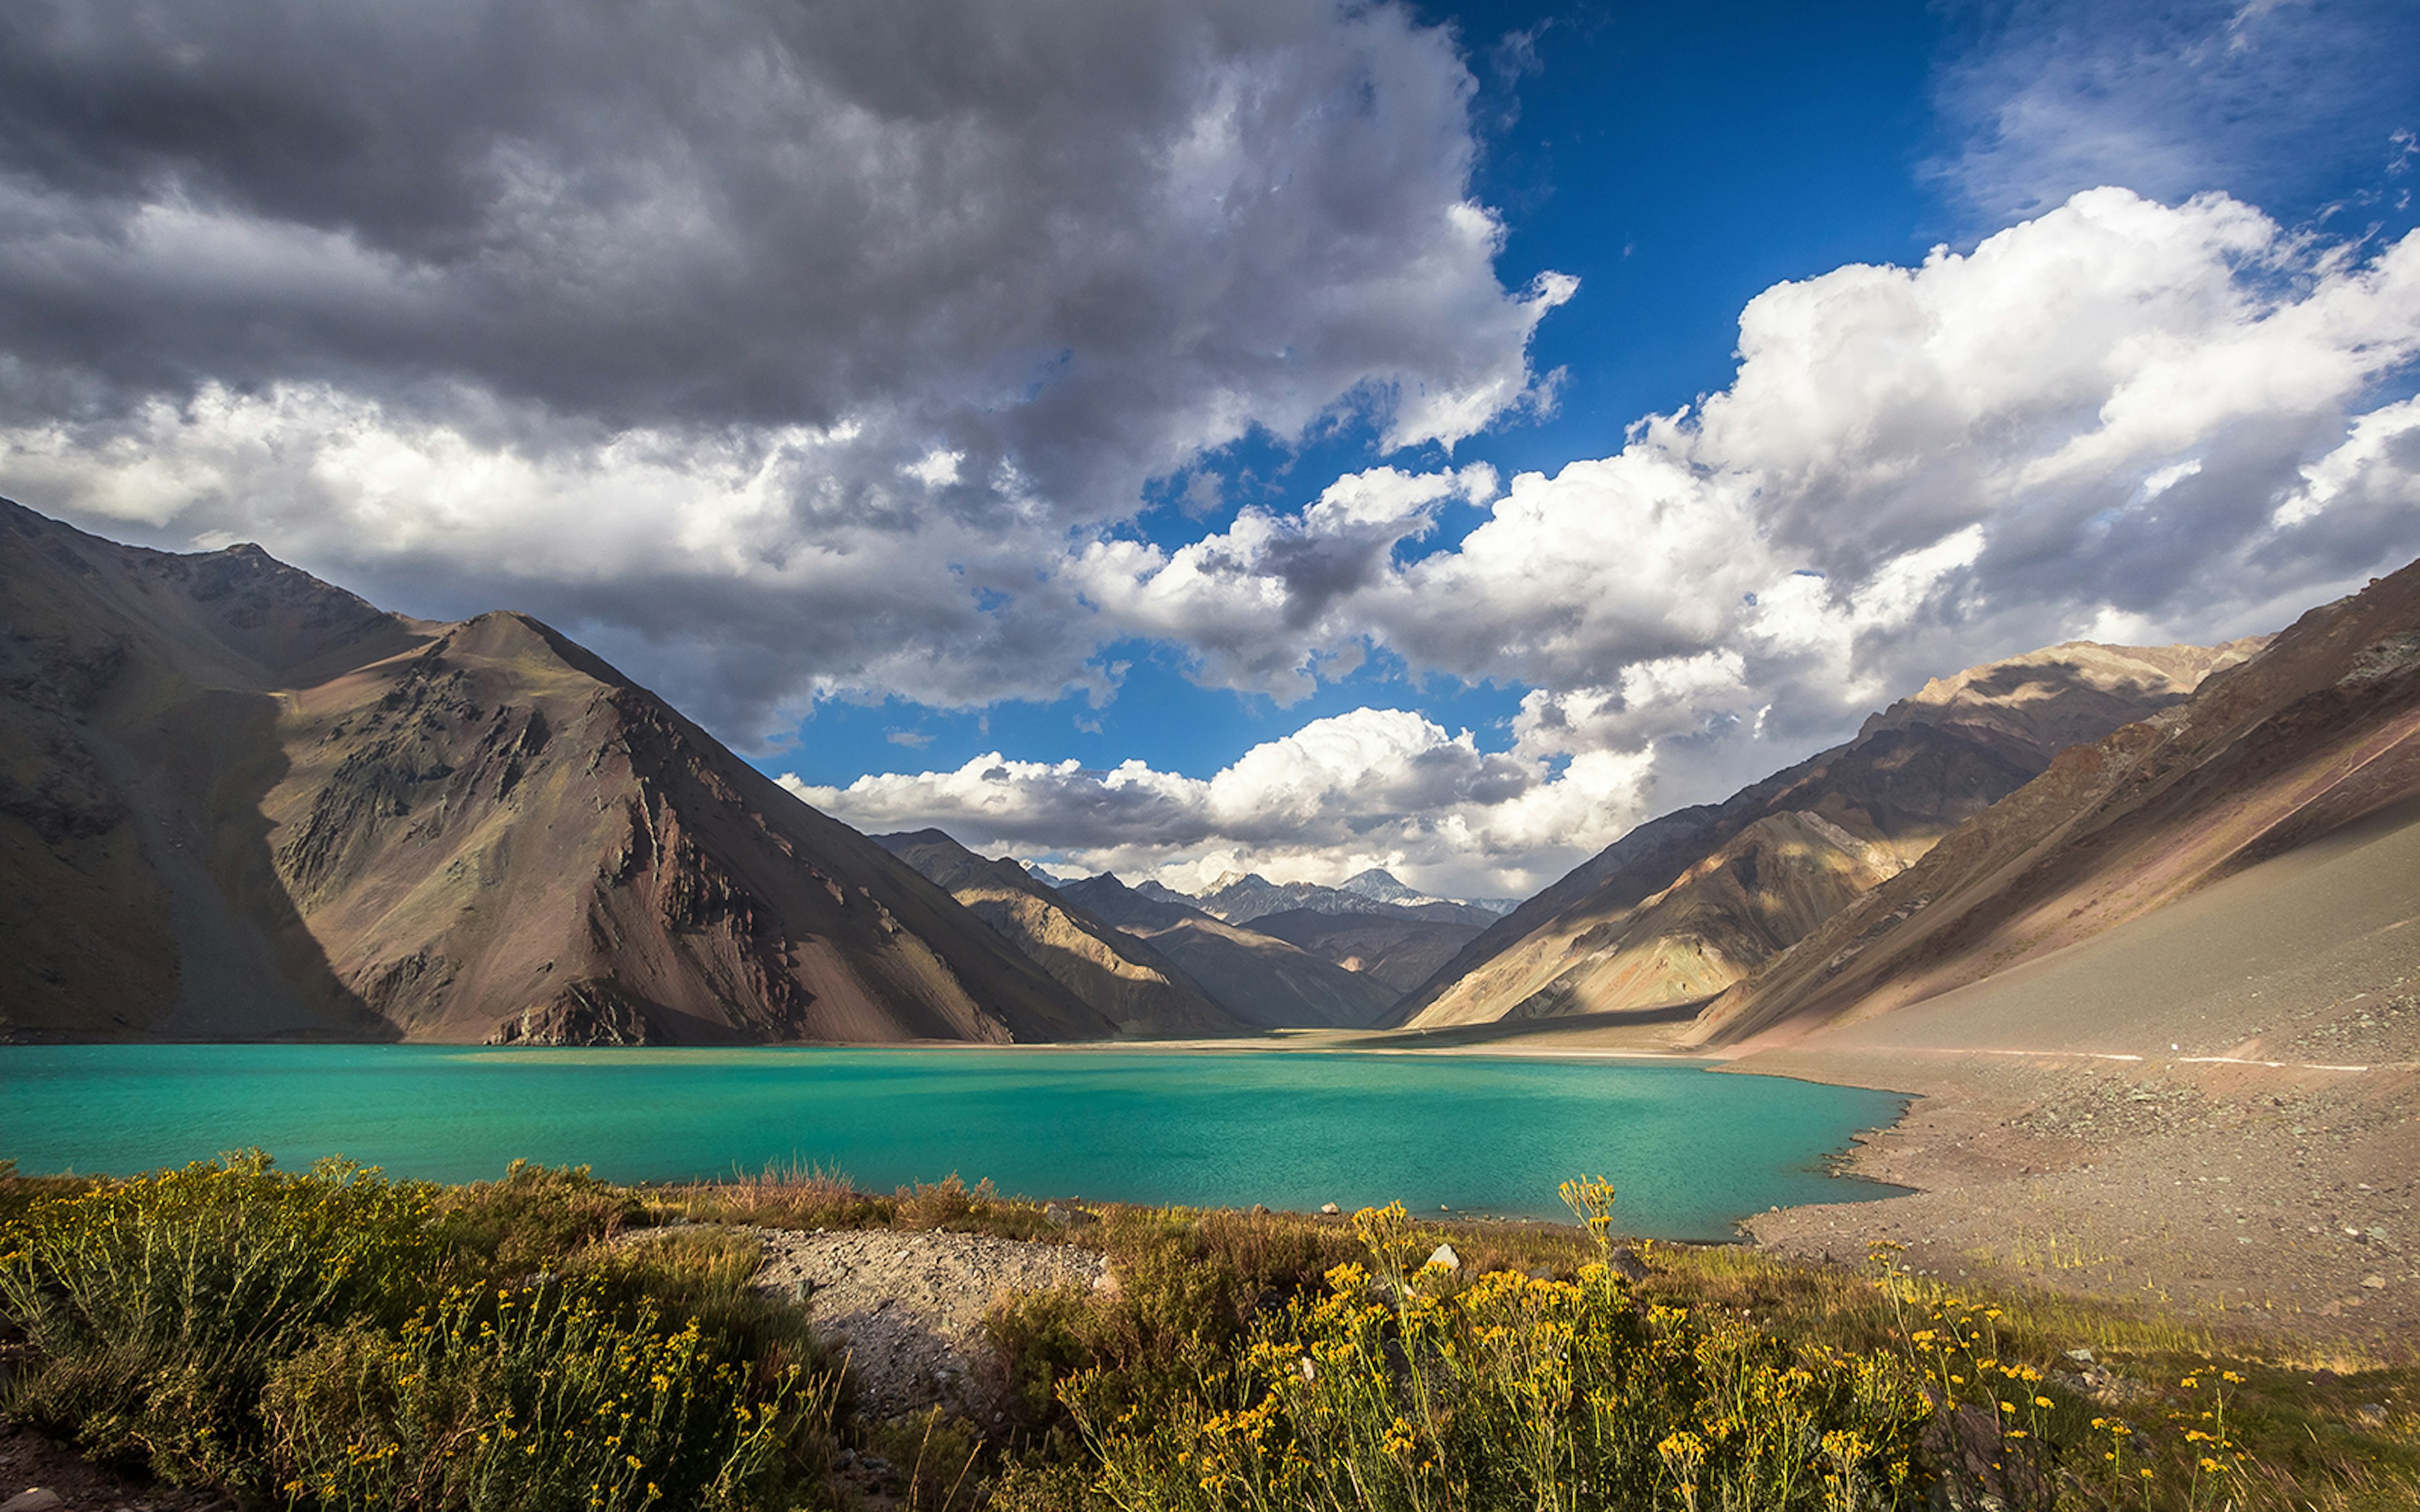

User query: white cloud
[2269,395,2420,530]
[0,0,1567,735]
[785,706,1650,898]
[814,188,2420,888]
[1070,464,1499,699]
[1069,190,2420,748]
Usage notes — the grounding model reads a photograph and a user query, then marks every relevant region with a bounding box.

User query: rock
[2066,1348,2095,1363]
[1,1492,66,1512]
[2361,1274,2387,1289]
[1320,1202,1340,1215]
[2358,1404,2389,1426]
[1424,1244,1460,1272]
[1042,1201,1097,1229]
[1251,1203,1269,1215]
[1608,1246,1650,1283]
[683,1223,1103,1423]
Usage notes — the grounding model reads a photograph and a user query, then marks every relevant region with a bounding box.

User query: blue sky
[760,0,2420,891]
[4,0,2417,897]
[793,0,1956,789]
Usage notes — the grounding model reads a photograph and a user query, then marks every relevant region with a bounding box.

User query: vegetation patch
[1,1155,2413,1509]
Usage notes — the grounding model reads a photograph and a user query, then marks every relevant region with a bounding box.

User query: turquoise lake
[0,1045,1910,1240]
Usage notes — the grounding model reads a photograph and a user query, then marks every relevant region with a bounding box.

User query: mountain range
[1692,558,2420,1053]
[1052,873,1402,1028]
[14,496,2416,1064]
[1185,869,1502,927]
[1391,639,2261,1031]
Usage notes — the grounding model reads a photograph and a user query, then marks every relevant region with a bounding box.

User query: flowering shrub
[0,1151,440,1484]
[0,1154,834,1508]
[265,1277,829,1511]
[1066,1196,1928,1511]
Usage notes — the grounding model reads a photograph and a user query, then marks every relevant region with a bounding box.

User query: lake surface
[0,1045,1909,1240]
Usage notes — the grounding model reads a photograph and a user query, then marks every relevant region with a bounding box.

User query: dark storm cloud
[0,0,1559,508]
[0,0,1567,733]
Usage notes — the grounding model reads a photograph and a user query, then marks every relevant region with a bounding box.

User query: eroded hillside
[0,501,1111,1045]
[1400,639,2258,1030]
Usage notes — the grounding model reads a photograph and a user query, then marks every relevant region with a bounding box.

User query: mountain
[1335,868,1507,916]
[875,829,1241,1036]
[1693,560,2420,1050]
[0,501,1114,1045]
[1056,874,1402,1028]
[1190,870,1499,927]
[1022,860,1082,888]
[1396,638,2260,1030]
[1244,907,1487,997]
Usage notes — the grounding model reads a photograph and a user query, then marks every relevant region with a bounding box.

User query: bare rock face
[0,500,1113,1045]
[485,981,662,1046]
[1694,558,2420,1048]
[1244,907,1485,997]
[875,829,1242,1036]
[1056,873,1403,1029]
[1398,639,2258,1031]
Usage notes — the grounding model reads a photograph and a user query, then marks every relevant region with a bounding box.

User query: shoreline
[23,1026,2410,1348]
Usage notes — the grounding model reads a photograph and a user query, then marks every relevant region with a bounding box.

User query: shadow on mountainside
[137,689,386,1041]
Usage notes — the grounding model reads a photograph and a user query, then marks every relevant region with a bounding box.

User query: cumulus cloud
[810,187,2420,890]
[1071,464,1499,698]
[785,707,1650,898]
[0,0,1566,730]
[1070,191,2420,752]
[7,0,2419,900]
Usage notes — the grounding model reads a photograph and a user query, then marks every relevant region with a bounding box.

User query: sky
[3,0,2416,901]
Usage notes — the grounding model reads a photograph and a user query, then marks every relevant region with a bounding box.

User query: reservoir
[0,1045,1908,1240]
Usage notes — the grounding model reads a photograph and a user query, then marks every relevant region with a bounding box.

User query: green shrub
[579,1227,841,1407]
[433,1159,647,1276]
[264,1276,834,1511]
[0,1150,439,1487]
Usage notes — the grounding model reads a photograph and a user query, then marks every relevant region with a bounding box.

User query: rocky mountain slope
[873,828,1242,1036]
[1245,907,1486,997]
[0,501,1114,1045]
[1336,867,1518,916]
[1189,869,1501,927]
[1693,561,2420,1048]
[1056,874,1402,1029]
[1397,639,2259,1030]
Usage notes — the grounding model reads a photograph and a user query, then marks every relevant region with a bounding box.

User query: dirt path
[735,1226,1109,1423]
[0,1418,233,1512]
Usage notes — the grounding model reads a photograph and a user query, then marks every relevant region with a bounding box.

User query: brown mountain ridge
[1055,873,1403,1028]
[1397,639,2261,1030]
[873,828,1243,1036]
[0,500,1113,1045]
[1695,557,2420,1050]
